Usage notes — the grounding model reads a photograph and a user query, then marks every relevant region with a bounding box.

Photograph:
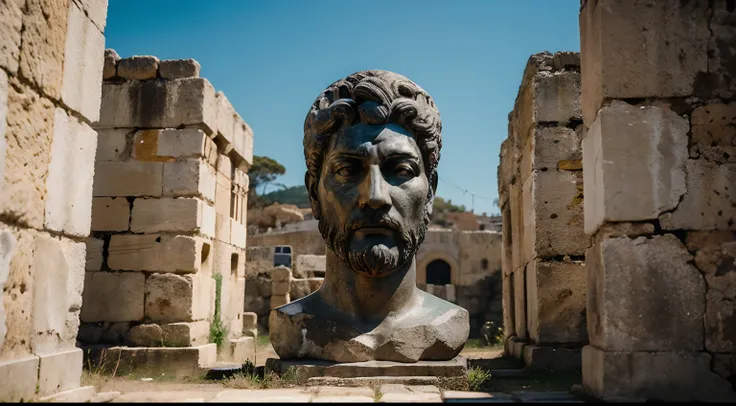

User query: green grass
[256,335,271,348]
[222,367,297,389]
[209,273,227,347]
[467,366,492,391]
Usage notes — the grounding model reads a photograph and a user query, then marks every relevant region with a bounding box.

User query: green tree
[247,156,286,207]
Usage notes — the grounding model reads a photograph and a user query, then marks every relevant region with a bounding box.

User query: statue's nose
[360,165,392,210]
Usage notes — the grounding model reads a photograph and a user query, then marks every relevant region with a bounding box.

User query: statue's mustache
[345,214,404,237]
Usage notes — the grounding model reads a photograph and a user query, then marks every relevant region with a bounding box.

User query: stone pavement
[90,384,585,403]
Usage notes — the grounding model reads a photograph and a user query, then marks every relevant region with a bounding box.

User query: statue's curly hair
[303,70,443,218]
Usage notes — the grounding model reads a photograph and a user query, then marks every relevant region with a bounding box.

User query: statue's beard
[318,205,432,278]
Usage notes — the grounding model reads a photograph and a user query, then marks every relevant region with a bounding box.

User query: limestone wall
[0,0,108,401]
[579,0,735,400]
[498,51,589,371]
[80,50,254,365]
[248,228,326,255]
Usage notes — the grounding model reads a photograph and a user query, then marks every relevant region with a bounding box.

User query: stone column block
[579,0,710,123]
[38,348,82,397]
[582,101,688,235]
[159,59,201,79]
[1,78,54,229]
[502,273,515,339]
[61,1,105,121]
[0,356,39,402]
[19,0,70,99]
[586,234,705,352]
[163,159,216,202]
[93,161,163,197]
[582,346,735,402]
[513,268,527,340]
[271,280,290,296]
[80,271,144,322]
[659,160,735,231]
[96,78,218,134]
[519,126,582,186]
[525,259,586,345]
[270,294,290,309]
[45,108,97,237]
[116,55,159,80]
[91,197,130,231]
[230,219,246,249]
[0,0,23,74]
[107,234,211,273]
[145,273,199,323]
[521,169,586,262]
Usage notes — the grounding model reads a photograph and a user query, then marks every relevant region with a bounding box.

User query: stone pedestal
[265,356,467,385]
[83,344,217,379]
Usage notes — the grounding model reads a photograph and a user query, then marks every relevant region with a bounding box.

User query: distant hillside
[261,185,310,208]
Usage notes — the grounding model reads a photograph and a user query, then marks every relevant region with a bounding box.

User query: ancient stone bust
[269,70,469,363]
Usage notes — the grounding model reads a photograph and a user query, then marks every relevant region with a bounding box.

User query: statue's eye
[394,164,416,177]
[336,166,356,178]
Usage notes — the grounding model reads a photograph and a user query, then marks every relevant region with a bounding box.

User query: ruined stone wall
[0,0,108,401]
[579,0,735,400]
[248,228,326,255]
[80,49,254,366]
[498,51,589,371]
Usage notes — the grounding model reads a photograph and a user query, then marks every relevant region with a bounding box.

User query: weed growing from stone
[209,273,227,347]
[222,367,298,390]
[81,349,121,391]
[467,366,492,391]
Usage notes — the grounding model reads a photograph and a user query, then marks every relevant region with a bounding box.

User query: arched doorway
[426,259,452,285]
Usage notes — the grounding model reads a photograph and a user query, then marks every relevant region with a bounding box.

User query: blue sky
[105,0,581,215]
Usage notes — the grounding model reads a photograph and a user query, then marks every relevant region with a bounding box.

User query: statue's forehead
[328,124,421,159]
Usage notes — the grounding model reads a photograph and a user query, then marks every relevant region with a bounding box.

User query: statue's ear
[431,171,438,195]
[305,171,321,220]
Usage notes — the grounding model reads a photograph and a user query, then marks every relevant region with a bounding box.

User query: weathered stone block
[519,126,581,186]
[0,0,23,74]
[1,79,54,229]
[93,161,163,197]
[97,78,218,134]
[159,59,200,79]
[85,237,103,271]
[587,234,704,352]
[522,169,586,261]
[290,278,322,300]
[270,294,290,309]
[91,197,129,231]
[126,323,163,347]
[61,1,105,121]
[74,0,107,32]
[702,1,736,100]
[130,197,206,234]
[0,69,7,188]
[230,218,246,248]
[579,0,710,124]
[95,128,128,161]
[161,321,209,347]
[523,345,581,372]
[38,348,82,397]
[117,55,159,80]
[102,48,118,79]
[107,234,211,273]
[242,312,257,329]
[659,160,735,231]
[145,273,209,323]
[532,70,581,125]
[271,266,291,282]
[689,103,736,164]
[271,280,290,296]
[513,269,526,339]
[582,346,735,402]
[525,259,586,345]
[502,272,515,339]
[19,0,69,99]
[157,128,207,158]
[45,108,97,236]
[131,129,176,163]
[31,234,85,353]
[0,355,39,402]
[509,182,524,271]
[294,254,326,278]
[582,101,688,235]
[80,271,144,322]
[163,159,216,202]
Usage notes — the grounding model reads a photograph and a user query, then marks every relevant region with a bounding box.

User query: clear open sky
[105,0,581,216]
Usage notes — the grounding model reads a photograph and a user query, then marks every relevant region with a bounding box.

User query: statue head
[303,70,442,278]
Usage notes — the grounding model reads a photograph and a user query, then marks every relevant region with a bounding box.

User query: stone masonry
[498,51,589,371]
[79,49,255,372]
[0,0,108,402]
[579,0,735,401]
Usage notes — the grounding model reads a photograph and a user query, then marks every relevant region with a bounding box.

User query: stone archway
[426,259,452,285]
[416,252,459,286]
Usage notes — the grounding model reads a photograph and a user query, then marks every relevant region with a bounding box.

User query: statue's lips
[353,226,395,240]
